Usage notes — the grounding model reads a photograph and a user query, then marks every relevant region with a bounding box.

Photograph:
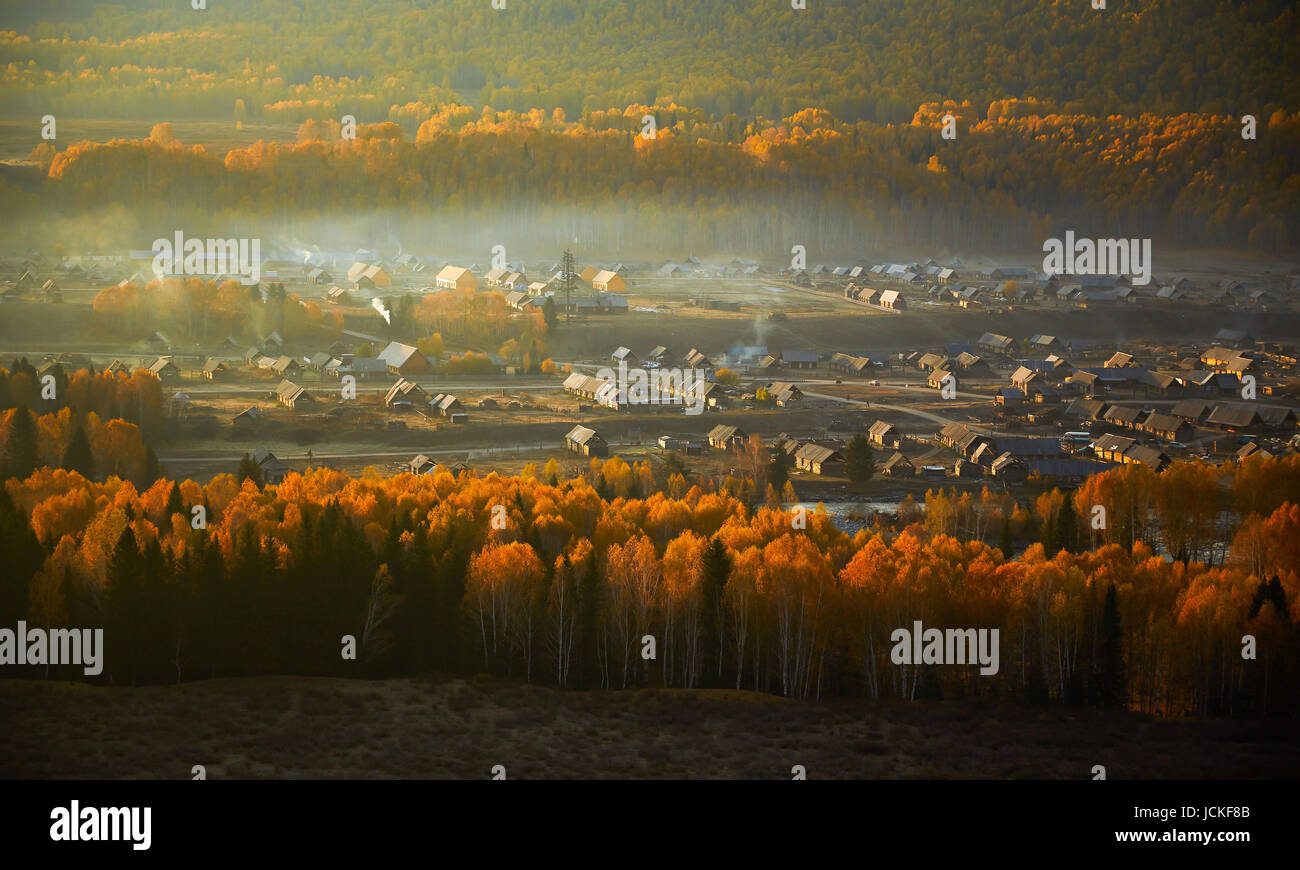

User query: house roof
[377,341,422,368]
[275,379,309,402]
[882,452,913,471]
[565,425,601,445]
[1171,400,1213,420]
[977,332,1014,350]
[918,352,948,371]
[436,265,472,283]
[1103,405,1146,425]
[1143,413,1187,434]
[1256,405,1297,427]
[990,451,1023,473]
[1125,445,1170,468]
[1010,365,1038,385]
[1105,351,1136,367]
[1093,433,1137,454]
[709,424,743,441]
[796,443,844,464]
[1206,405,1261,428]
[385,379,426,403]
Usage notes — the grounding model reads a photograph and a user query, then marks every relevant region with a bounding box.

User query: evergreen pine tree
[3,405,39,479]
[236,453,265,488]
[699,536,732,687]
[1100,583,1126,708]
[142,444,160,486]
[61,420,94,480]
[767,440,790,493]
[0,489,43,624]
[164,481,184,518]
[1054,493,1078,554]
[844,433,875,482]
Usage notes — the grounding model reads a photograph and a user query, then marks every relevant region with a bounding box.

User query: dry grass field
[2,676,1295,780]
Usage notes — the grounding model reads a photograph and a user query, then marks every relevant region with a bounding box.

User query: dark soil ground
[2,676,1296,780]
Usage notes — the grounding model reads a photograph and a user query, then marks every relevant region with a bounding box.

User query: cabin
[684,349,714,374]
[202,359,230,381]
[1093,433,1138,464]
[977,332,1017,355]
[232,407,263,430]
[927,368,955,389]
[1104,351,1138,368]
[271,355,302,378]
[1138,413,1193,441]
[564,424,608,458]
[1102,405,1147,430]
[780,350,819,370]
[1206,405,1262,431]
[385,379,427,407]
[429,393,462,418]
[1064,397,1110,422]
[347,262,392,288]
[275,379,315,409]
[408,454,437,476]
[435,266,477,292]
[251,447,289,485]
[564,372,606,399]
[377,341,434,376]
[829,353,875,377]
[611,346,638,366]
[917,352,949,372]
[647,346,675,366]
[764,382,804,407]
[877,289,906,310]
[869,420,900,449]
[142,356,179,383]
[591,270,627,293]
[954,352,989,376]
[795,443,845,476]
[708,424,746,450]
[1170,400,1214,423]
[881,452,915,478]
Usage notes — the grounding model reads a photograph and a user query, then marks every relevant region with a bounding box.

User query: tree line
[1,452,1296,716]
[21,105,1299,253]
[2,1,1295,123]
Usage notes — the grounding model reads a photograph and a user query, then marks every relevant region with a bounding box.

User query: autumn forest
[2,0,1298,252]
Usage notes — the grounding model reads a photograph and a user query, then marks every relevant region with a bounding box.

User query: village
[2,247,1298,518]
